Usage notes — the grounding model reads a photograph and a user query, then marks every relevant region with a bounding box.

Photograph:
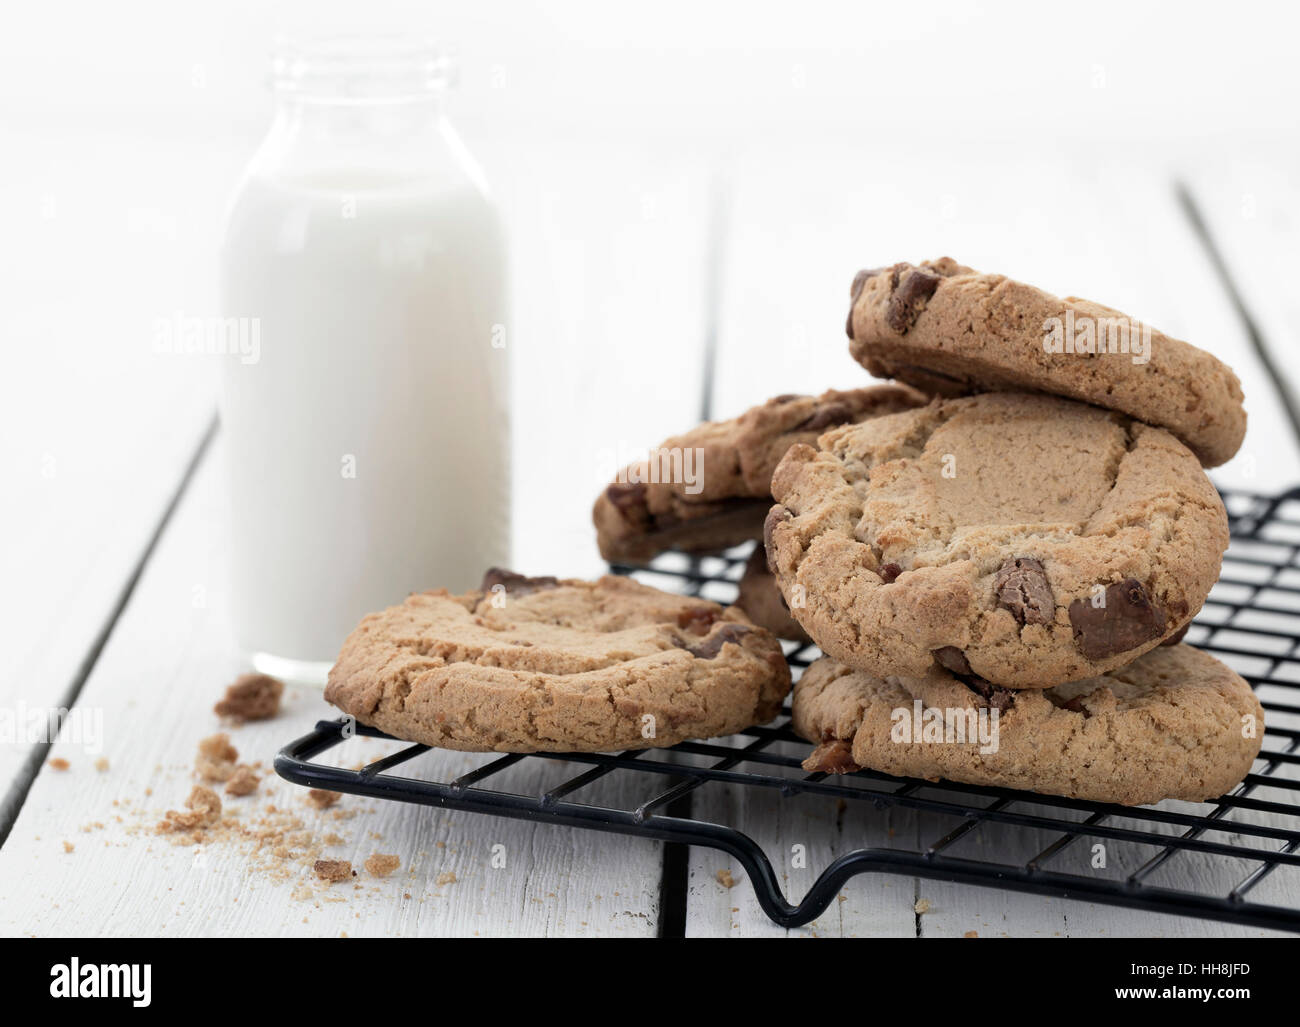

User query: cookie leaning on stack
[593,384,924,564]
[776,258,1261,804]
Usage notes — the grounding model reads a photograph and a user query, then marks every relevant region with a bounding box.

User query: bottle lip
[269,34,454,102]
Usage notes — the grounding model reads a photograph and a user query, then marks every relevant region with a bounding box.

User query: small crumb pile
[145,741,355,887]
[214,673,284,722]
[716,869,736,889]
[194,732,264,797]
[365,853,401,878]
[225,765,260,797]
[131,673,422,901]
[195,733,240,782]
[158,786,223,832]
[314,859,354,883]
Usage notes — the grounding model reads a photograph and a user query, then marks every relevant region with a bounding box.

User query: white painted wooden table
[3,129,1299,937]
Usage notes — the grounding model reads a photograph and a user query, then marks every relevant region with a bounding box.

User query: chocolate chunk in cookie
[884,264,943,334]
[677,606,721,635]
[846,268,884,339]
[965,675,1016,712]
[680,622,753,659]
[1068,579,1167,660]
[994,557,1055,626]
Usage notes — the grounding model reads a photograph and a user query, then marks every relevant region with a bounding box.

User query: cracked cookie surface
[792,645,1263,806]
[324,569,791,753]
[766,391,1228,688]
[593,385,925,563]
[846,257,1246,466]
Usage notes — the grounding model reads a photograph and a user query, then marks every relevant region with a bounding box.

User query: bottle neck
[270,93,447,142]
[258,34,452,161]
[253,38,459,185]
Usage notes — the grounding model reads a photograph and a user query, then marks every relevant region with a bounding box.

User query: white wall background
[3,0,1299,145]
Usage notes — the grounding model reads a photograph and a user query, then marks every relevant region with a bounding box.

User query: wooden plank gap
[1176,180,1300,450]
[0,410,218,845]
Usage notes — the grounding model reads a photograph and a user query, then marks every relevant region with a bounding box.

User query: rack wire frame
[276,486,1300,933]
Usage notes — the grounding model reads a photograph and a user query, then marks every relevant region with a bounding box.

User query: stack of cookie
[325,256,1264,808]
[773,259,1262,805]
[590,257,1263,806]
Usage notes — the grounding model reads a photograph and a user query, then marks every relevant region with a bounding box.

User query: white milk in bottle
[220,38,509,683]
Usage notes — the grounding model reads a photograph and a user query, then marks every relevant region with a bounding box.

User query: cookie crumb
[716,869,736,889]
[914,898,931,915]
[314,859,353,883]
[48,758,70,771]
[214,672,284,722]
[224,765,260,797]
[307,789,341,810]
[436,871,457,886]
[964,930,978,938]
[364,853,401,878]
[62,841,74,853]
[158,786,223,832]
[196,733,239,782]
[94,757,109,772]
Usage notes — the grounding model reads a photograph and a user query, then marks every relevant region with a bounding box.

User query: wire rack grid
[276,486,1300,933]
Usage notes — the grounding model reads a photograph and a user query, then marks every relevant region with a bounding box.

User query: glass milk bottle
[220,38,510,684]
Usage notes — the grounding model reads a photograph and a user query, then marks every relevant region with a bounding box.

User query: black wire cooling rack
[276,486,1300,934]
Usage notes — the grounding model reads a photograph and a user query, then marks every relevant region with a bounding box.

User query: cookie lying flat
[766,391,1228,688]
[594,385,925,563]
[846,258,1246,466]
[792,645,1263,806]
[325,569,791,753]
[735,547,811,644]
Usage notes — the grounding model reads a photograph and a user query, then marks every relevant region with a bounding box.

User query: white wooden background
[3,3,1300,938]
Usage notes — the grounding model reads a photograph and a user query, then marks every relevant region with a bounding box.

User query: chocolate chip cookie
[594,385,925,563]
[792,645,1263,806]
[846,258,1247,466]
[735,547,811,644]
[324,569,791,753]
[766,391,1228,688]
